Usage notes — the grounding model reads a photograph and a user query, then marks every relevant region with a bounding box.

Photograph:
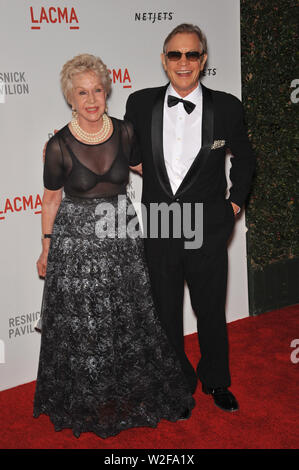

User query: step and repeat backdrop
[0,0,245,391]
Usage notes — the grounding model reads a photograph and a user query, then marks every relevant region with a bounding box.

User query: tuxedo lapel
[151,85,173,198]
[174,84,214,198]
[151,84,214,200]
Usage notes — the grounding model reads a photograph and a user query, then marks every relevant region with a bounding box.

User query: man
[125,23,255,412]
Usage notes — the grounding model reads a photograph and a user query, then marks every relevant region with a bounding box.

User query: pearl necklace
[71,113,112,144]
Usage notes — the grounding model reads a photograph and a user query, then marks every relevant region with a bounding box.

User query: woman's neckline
[67,116,115,146]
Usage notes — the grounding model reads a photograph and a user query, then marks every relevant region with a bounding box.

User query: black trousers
[145,239,231,394]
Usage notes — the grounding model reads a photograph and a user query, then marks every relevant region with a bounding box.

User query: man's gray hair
[163,23,208,54]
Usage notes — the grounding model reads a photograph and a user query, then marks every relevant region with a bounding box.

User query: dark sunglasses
[165,51,204,62]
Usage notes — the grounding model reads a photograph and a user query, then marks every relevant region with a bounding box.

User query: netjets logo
[0,194,42,221]
[135,12,174,23]
[29,5,80,30]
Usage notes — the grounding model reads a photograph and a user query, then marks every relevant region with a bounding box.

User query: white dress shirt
[163,83,203,195]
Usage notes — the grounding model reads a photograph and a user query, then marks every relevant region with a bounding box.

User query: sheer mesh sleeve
[43,135,66,190]
[123,120,142,166]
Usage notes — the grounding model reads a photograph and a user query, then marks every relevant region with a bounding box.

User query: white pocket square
[211,140,226,150]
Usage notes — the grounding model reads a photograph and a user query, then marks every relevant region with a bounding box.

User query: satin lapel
[174,84,214,199]
[151,85,173,198]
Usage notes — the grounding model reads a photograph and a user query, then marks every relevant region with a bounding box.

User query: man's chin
[171,82,199,98]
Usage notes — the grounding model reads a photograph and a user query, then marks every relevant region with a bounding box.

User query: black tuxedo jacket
[124,84,255,254]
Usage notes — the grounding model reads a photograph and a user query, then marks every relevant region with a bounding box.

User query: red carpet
[0,305,298,449]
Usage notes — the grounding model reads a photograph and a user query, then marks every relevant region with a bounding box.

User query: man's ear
[161,52,167,72]
[200,53,208,72]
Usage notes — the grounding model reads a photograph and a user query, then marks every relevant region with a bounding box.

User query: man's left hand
[231,202,240,216]
[130,164,143,176]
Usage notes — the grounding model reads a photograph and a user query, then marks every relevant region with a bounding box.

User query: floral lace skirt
[33,195,195,438]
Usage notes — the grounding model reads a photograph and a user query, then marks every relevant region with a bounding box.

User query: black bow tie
[167,95,196,114]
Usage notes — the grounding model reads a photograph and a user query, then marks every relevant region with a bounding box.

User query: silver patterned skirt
[33,195,195,438]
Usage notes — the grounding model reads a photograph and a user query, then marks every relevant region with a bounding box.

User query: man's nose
[179,53,188,64]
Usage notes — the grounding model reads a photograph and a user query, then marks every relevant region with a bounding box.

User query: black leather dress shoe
[178,408,192,421]
[202,384,239,412]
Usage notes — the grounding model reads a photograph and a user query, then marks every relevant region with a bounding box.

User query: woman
[33,54,195,439]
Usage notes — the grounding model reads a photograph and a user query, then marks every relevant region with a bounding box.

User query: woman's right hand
[36,250,49,278]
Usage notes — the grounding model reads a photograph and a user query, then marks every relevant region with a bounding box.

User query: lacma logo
[30,6,80,30]
[109,68,132,89]
[0,194,42,221]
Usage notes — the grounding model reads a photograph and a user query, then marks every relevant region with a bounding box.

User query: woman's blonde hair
[60,53,112,103]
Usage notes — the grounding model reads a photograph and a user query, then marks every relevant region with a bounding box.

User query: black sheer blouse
[43,118,140,198]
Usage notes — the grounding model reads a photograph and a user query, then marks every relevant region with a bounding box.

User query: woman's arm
[36,188,62,277]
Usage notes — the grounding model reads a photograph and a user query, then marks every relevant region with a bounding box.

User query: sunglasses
[165,51,204,62]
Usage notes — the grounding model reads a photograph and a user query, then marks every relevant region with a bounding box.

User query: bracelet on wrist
[42,234,52,240]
